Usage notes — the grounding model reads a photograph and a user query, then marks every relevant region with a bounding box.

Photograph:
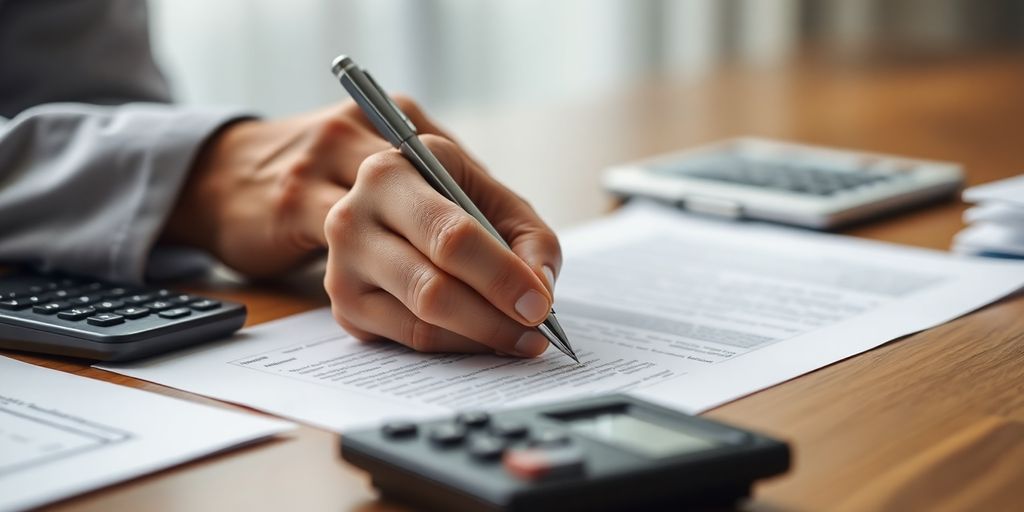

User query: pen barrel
[400,137,511,249]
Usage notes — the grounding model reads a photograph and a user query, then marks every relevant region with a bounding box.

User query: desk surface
[6,53,1024,511]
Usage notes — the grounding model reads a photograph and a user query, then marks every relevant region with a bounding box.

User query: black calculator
[0,271,246,361]
[342,394,790,512]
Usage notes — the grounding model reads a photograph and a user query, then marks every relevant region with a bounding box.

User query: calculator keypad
[0,276,221,328]
[375,413,585,481]
[115,307,150,319]
[654,156,908,196]
[158,308,192,319]
[87,313,125,327]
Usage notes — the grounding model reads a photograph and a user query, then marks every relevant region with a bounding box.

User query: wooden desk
[6,53,1024,511]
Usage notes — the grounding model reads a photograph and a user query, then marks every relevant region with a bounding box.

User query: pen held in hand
[330,55,579,364]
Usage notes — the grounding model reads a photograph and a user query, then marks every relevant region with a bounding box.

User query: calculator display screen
[563,412,715,458]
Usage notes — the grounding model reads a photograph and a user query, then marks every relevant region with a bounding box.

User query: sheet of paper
[99,202,1024,431]
[963,174,1024,206]
[0,357,292,512]
[954,222,1024,257]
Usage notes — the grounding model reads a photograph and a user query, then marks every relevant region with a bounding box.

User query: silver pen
[331,55,579,363]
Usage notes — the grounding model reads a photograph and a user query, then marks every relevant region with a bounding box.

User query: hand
[164,98,562,356]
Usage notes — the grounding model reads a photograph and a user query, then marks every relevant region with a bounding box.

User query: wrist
[162,118,258,256]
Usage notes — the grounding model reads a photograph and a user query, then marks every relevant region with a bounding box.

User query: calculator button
[428,423,468,446]
[381,421,418,438]
[57,307,97,321]
[125,294,153,305]
[21,294,51,305]
[467,436,507,461]
[93,300,125,312]
[153,289,175,297]
[82,282,105,292]
[115,307,150,319]
[50,289,74,299]
[69,295,99,306]
[143,300,174,312]
[168,294,196,305]
[0,299,32,310]
[158,308,191,319]
[455,411,491,428]
[503,446,585,480]
[491,421,529,439]
[87,313,125,327]
[32,303,65,315]
[102,287,130,298]
[190,299,221,311]
[529,430,571,447]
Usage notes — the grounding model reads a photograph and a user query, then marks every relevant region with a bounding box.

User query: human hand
[164,98,561,356]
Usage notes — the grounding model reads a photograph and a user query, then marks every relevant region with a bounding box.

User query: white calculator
[603,137,963,229]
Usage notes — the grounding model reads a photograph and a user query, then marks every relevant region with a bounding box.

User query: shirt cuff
[112,107,255,283]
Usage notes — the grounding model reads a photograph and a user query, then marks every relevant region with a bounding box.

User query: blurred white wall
[148,0,802,117]
[149,0,1022,118]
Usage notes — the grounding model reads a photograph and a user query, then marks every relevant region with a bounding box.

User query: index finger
[425,139,563,295]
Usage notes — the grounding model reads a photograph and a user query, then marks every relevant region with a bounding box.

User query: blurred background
[149,0,1024,230]
[150,0,1024,116]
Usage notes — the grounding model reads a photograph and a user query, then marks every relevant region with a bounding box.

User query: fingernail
[542,265,556,290]
[514,331,549,357]
[515,289,550,324]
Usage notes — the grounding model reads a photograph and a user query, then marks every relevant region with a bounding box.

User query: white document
[963,202,1024,225]
[0,357,292,512]
[957,175,1024,256]
[99,202,1024,430]
[954,222,1024,257]
[963,174,1024,206]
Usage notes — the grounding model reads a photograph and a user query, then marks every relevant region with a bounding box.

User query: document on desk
[98,202,1024,430]
[0,357,292,512]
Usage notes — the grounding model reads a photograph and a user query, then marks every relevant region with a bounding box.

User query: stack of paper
[954,174,1024,258]
[0,357,293,512]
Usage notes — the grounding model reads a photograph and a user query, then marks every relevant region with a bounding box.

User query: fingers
[339,94,456,140]
[361,144,554,327]
[331,290,493,354]
[323,204,551,356]
[422,136,563,294]
[302,113,391,187]
[304,183,348,247]
[362,232,550,356]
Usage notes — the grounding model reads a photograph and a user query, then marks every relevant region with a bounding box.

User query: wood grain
[5,52,1024,512]
[834,416,1024,512]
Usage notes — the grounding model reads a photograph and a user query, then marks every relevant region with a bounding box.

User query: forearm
[0,103,252,283]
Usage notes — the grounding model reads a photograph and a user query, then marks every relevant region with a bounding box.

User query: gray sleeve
[0,0,254,283]
[0,104,248,284]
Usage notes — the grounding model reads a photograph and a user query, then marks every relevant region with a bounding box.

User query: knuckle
[323,268,358,308]
[357,151,401,186]
[324,197,359,242]
[271,159,312,219]
[430,213,478,264]
[406,317,440,353]
[485,260,520,303]
[407,266,453,323]
[281,155,315,181]
[535,230,562,256]
[313,116,359,146]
